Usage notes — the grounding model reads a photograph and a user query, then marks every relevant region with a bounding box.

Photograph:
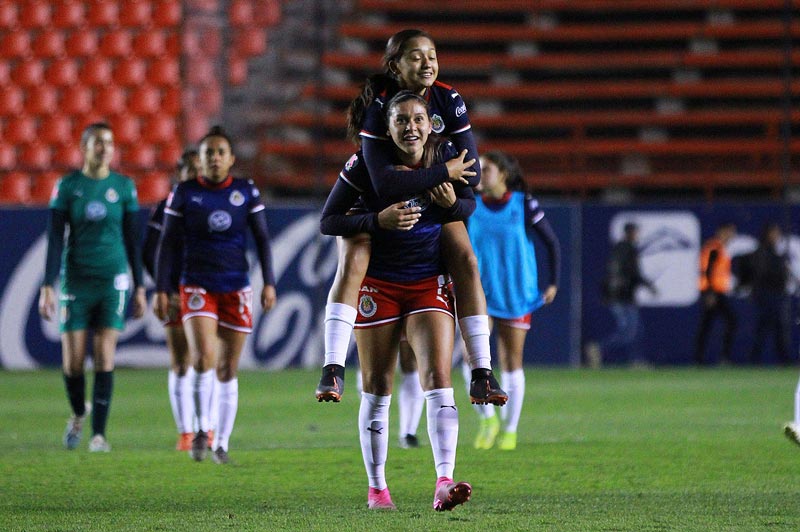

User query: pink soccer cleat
[367,487,397,510]
[432,477,472,511]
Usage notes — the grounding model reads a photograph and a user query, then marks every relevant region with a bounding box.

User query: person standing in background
[39,122,147,453]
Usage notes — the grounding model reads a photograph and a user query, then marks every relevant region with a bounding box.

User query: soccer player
[39,122,147,452]
[321,92,473,511]
[465,151,560,451]
[316,28,507,410]
[154,126,277,464]
[142,149,208,452]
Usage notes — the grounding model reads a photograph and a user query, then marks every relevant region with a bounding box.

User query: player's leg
[355,322,401,509]
[166,316,194,451]
[183,315,219,461]
[61,327,88,450]
[495,318,529,451]
[88,327,119,452]
[316,234,371,402]
[440,222,507,406]
[785,373,800,446]
[211,325,247,464]
[397,336,424,448]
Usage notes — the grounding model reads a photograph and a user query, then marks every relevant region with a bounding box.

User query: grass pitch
[1,367,799,531]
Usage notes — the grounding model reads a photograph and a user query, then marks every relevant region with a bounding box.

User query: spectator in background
[747,223,792,365]
[693,222,737,365]
[585,222,655,368]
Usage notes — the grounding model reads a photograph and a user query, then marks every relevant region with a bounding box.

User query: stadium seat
[228,55,248,86]
[229,0,253,27]
[160,87,182,114]
[0,61,9,85]
[0,86,23,116]
[0,144,16,171]
[87,1,118,26]
[164,33,181,55]
[100,29,133,58]
[59,85,93,115]
[18,143,51,171]
[195,86,222,115]
[0,172,32,205]
[136,172,171,204]
[187,59,217,86]
[30,171,61,204]
[147,58,180,86]
[232,27,267,57]
[119,1,151,27]
[93,85,128,116]
[152,0,181,27]
[111,114,141,145]
[114,58,147,86]
[157,141,183,167]
[65,31,99,57]
[254,0,281,27]
[183,114,209,144]
[38,115,73,145]
[26,86,59,115]
[17,0,50,29]
[0,30,29,58]
[5,116,37,144]
[128,85,161,115]
[52,0,84,28]
[12,59,45,87]
[143,115,177,144]
[122,144,156,170]
[32,29,65,57]
[52,143,83,169]
[133,30,166,58]
[45,58,79,86]
[80,57,113,85]
[0,1,16,27]
[186,0,219,13]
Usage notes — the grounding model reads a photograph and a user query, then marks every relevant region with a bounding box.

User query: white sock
[194,369,214,432]
[359,392,391,490]
[398,371,424,437]
[168,369,194,434]
[180,367,196,433]
[209,373,220,434]
[425,388,459,479]
[794,375,800,425]
[500,369,526,433]
[459,315,492,370]
[214,378,238,452]
[323,303,357,367]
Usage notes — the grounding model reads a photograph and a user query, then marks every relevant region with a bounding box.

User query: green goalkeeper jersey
[50,170,139,284]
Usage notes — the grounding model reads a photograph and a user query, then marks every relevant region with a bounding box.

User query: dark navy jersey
[159,176,267,293]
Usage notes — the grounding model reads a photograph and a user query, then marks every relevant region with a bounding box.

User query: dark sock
[92,371,114,436]
[63,373,86,417]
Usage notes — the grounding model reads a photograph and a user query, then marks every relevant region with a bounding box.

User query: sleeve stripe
[339,173,364,193]
[250,204,266,214]
[147,221,163,230]
[532,211,545,224]
[451,124,471,134]
[164,207,183,217]
[359,130,389,140]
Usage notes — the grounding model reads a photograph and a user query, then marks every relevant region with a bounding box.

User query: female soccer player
[39,122,147,453]
[316,28,506,409]
[142,149,207,452]
[466,151,561,451]
[321,92,473,511]
[154,126,277,464]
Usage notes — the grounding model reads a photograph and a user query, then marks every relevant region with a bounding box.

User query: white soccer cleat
[88,434,111,452]
[784,422,800,447]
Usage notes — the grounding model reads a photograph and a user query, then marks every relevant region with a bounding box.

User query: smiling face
[200,136,235,183]
[390,36,438,94]
[387,98,432,165]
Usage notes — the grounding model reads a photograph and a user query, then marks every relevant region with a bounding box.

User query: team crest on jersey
[358,294,377,318]
[345,153,359,171]
[402,193,431,212]
[229,190,245,207]
[85,201,107,221]
[208,210,232,232]
[431,114,445,133]
[105,188,119,203]
[187,293,205,311]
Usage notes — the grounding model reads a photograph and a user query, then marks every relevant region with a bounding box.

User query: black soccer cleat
[191,430,208,461]
[469,368,508,406]
[315,364,345,402]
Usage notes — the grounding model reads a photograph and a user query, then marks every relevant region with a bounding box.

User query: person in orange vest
[693,222,737,365]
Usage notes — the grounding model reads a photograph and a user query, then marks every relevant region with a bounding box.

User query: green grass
[1,367,800,531]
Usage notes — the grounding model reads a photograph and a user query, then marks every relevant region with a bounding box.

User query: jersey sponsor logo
[85,201,107,221]
[187,292,205,311]
[208,210,232,232]
[431,114,445,133]
[455,103,467,117]
[229,190,245,207]
[105,188,119,203]
[402,193,431,212]
[358,294,377,318]
[345,153,359,171]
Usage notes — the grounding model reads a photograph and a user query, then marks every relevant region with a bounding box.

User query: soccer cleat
[88,434,111,453]
[191,430,208,461]
[433,477,471,511]
[315,364,345,402]
[784,422,800,447]
[63,414,86,450]
[367,487,397,510]
[212,446,230,464]
[469,368,508,406]
[176,432,194,451]
[207,429,215,450]
[398,434,420,449]
[497,431,517,451]
[474,414,500,450]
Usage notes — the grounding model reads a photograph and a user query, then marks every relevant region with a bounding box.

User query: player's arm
[527,197,561,303]
[123,209,146,318]
[141,203,164,280]
[447,129,481,188]
[247,207,277,312]
[431,182,476,221]
[320,177,379,236]
[39,208,67,321]
[154,210,181,320]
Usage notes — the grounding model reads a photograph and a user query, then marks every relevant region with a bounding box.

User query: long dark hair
[345,29,435,144]
[384,90,446,169]
[481,150,527,193]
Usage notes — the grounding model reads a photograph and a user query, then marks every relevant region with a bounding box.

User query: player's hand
[543,285,558,304]
[131,287,147,319]
[445,150,476,184]
[38,285,56,321]
[153,291,170,321]
[378,201,421,231]
[429,183,456,208]
[261,285,277,311]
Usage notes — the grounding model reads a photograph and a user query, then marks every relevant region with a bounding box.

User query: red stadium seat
[93,85,128,116]
[160,87,182,114]
[147,58,180,86]
[232,27,267,57]
[197,26,222,55]
[227,54,248,86]
[5,116,37,144]
[0,144,16,171]
[186,0,219,13]
[195,86,222,115]
[59,85,93,115]
[0,61,9,85]
[0,1,17,27]
[0,172,32,205]
[111,114,141,145]
[143,115,177,144]
[183,114,209,143]
[229,0,253,27]
[87,1,118,26]
[136,172,172,204]
[46,58,79,86]
[52,0,84,28]
[18,143,51,171]
[128,85,161,115]
[26,86,59,115]
[1,30,30,58]
[12,59,45,86]
[164,33,180,55]
[122,144,157,170]
[152,0,181,27]
[38,115,73,145]
[187,59,216,86]
[100,29,132,58]
[17,0,50,29]
[0,86,23,116]
[52,143,83,169]
[65,31,98,57]
[119,1,151,27]
[113,58,147,86]
[157,141,183,167]
[133,29,166,58]
[80,57,113,85]
[254,0,281,27]
[30,172,61,204]
[32,29,65,57]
